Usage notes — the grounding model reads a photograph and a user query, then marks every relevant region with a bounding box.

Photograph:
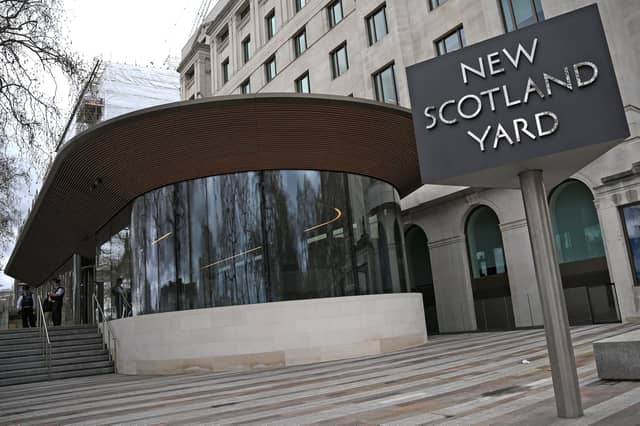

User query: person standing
[48,279,65,326]
[16,285,36,328]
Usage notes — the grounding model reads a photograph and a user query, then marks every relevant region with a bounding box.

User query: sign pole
[519,169,583,418]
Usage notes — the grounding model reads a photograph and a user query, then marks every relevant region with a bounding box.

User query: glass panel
[466,206,506,279]
[550,180,605,263]
[330,1,343,26]
[444,31,461,53]
[336,46,348,75]
[622,204,640,284]
[124,171,407,315]
[501,0,515,32]
[534,0,544,22]
[295,31,306,56]
[380,66,397,104]
[373,8,387,43]
[512,0,537,29]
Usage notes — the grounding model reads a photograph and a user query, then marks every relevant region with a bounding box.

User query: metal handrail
[35,295,52,378]
[92,294,118,372]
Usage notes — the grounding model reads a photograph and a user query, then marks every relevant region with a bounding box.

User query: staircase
[0,325,114,386]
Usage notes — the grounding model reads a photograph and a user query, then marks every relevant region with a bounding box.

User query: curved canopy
[6,94,421,285]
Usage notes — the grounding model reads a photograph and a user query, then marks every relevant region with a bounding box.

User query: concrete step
[0,342,106,359]
[0,360,114,380]
[0,327,100,340]
[0,367,115,387]
[0,337,104,353]
[3,354,111,371]
[0,325,96,335]
[0,332,98,346]
[0,348,108,365]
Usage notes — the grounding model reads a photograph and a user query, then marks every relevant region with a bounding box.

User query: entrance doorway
[549,180,619,324]
[466,206,515,330]
[405,225,439,334]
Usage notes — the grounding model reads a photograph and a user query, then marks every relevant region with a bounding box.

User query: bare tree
[0,0,85,251]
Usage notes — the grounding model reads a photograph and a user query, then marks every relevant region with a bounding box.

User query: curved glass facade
[97,170,408,318]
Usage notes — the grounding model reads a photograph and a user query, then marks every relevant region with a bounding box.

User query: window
[295,0,307,12]
[435,26,465,56]
[622,203,640,286]
[293,28,307,57]
[327,0,343,28]
[238,3,250,21]
[500,0,544,32]
[295,71,310,93]
[241,79,251,94]
[221,58,230,84]
[330,43,349,79]
[242,36,252,63]
[265,56,277,82]
[373,63,397,104]
[429,0,448,10]
[366,5,388,45]
[265,10,276,40]
[217,27,229,45]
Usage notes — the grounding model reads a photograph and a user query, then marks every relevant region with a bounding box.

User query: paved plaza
[1,323,639,425]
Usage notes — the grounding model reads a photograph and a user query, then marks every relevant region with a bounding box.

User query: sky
[0,0,219,290]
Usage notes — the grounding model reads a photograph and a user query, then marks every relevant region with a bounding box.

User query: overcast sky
[0,0,219,290]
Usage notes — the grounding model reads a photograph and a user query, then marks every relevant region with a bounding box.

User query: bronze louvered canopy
[5,94,422,285]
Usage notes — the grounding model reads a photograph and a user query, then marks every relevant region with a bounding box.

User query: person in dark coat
[48,278,65,326]
[16,285,36,328]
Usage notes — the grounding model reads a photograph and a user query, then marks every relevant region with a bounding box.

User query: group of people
[16,279,65,328]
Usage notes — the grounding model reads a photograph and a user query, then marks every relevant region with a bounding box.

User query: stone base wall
[107,293,427,375]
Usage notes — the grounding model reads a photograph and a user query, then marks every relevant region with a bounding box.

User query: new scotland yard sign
[406,4,629,188]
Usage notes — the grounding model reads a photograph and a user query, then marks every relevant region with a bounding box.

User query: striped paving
[0,324,639,425]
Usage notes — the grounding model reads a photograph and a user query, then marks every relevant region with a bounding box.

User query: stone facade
[180,0,640,332]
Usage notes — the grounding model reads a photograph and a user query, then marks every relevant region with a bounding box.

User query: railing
[35,295,52,378]
[92,294,118,373]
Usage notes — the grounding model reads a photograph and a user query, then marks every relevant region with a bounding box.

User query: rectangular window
[217,27,229,45]
[366,4,388,45]
[238,3,250,21]
[265,9,276,40]
[435,26,465,56]
[242,36,252,63]
[265,56,277,82]
[295,71,311,93]
[293,28,307,57]
[241,79,251,94]
[373,63,398,104]
[429,0,448,10]
[327,0,343,28]
[622,203,640,286]
[221,58,230,84]
[330,42,349,79]
[295,0,308,12]
[500,0,544,32]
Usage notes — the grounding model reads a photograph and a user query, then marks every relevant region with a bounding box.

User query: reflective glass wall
[97,170,408,318]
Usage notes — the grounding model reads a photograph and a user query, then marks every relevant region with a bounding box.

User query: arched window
[466,206,506,278]
[549,180,605,263]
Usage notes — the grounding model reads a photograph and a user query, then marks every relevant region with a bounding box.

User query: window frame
[499,0,544,32]
[293,27,307,58]
[620,202,640,287]
[265,9,276,40]
[372,62,398,105]
[435,25,465,56]
[240,78,251,94]
[242,35,252,64]
[295,71,311,93]
[264,55,277,83]
[327,0,344,28]
[428,0,448,11]
[295,0,308,12]
[330,42,349,79]
[366,3,388,45]
[221,57,230,84]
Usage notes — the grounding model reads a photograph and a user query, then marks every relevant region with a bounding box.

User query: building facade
[178,0,640,334]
